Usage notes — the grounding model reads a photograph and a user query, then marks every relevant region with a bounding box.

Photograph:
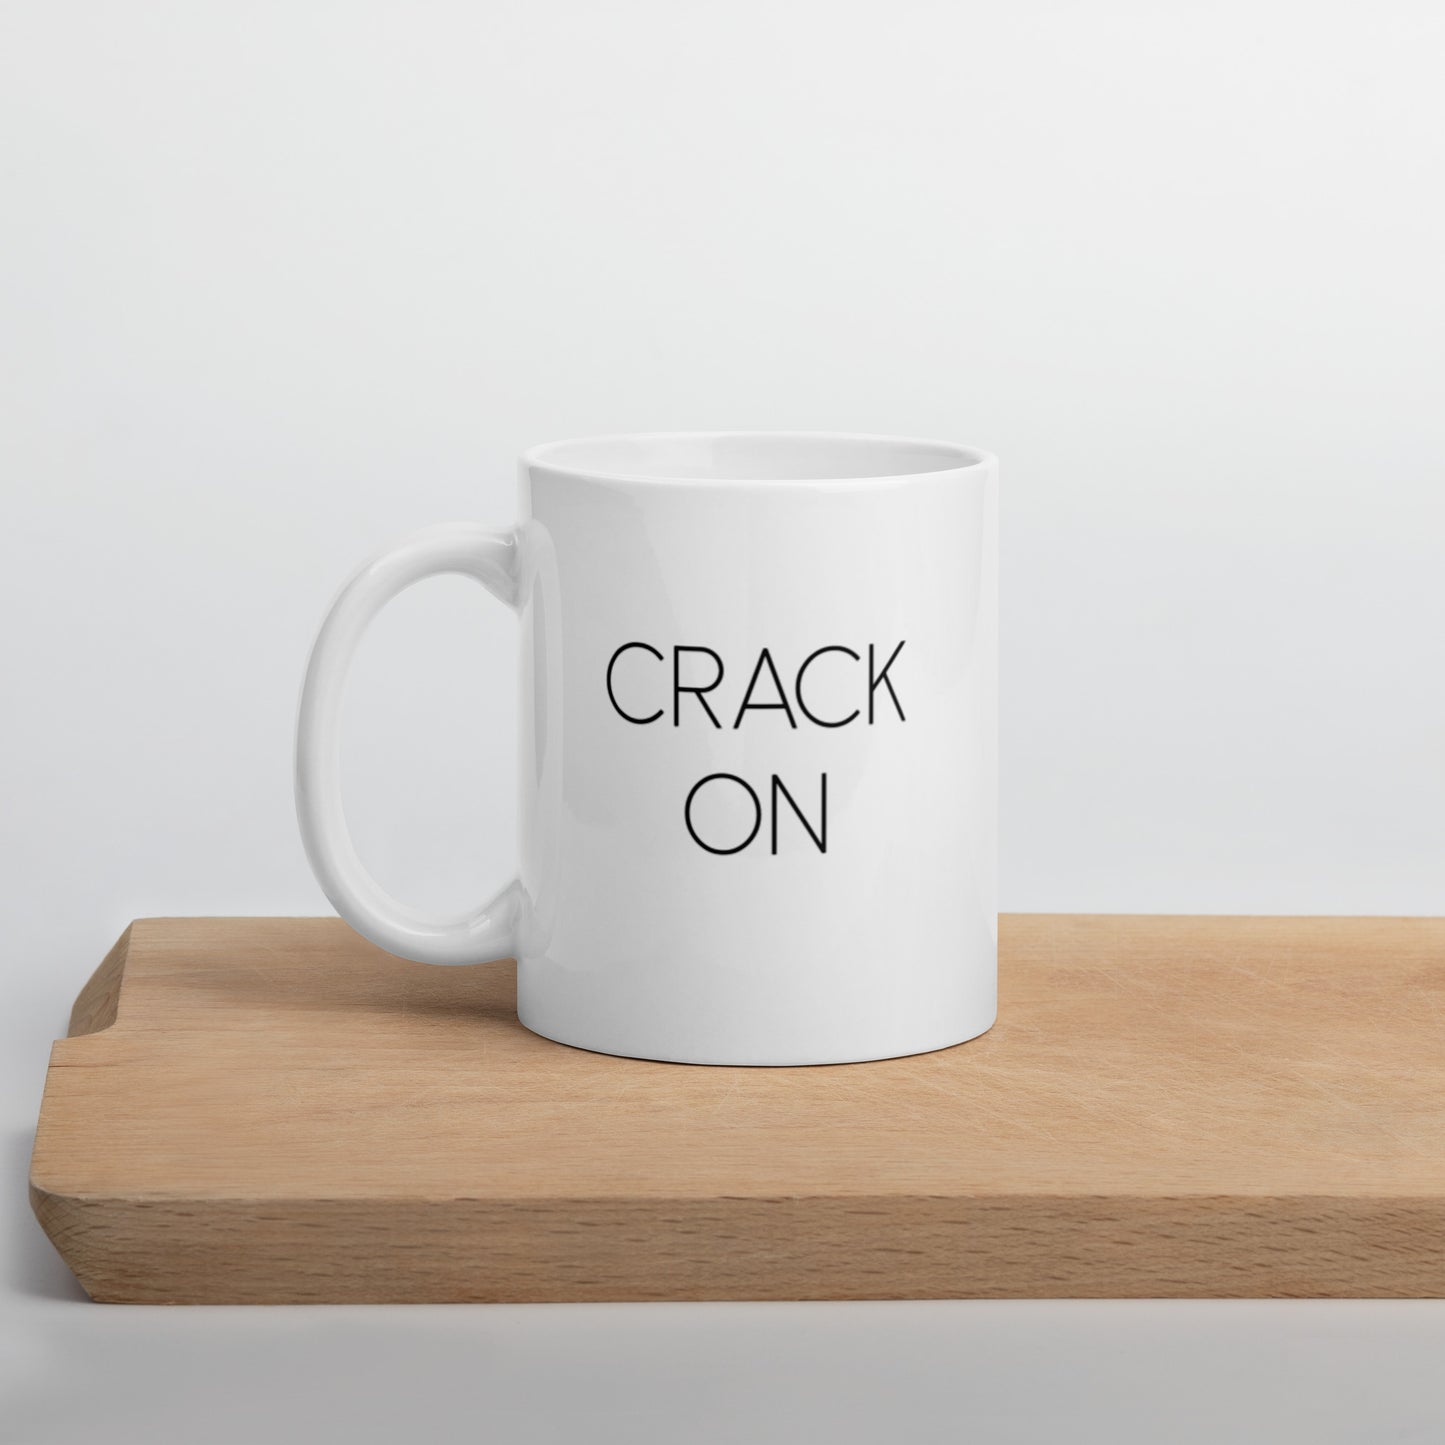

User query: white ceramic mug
[296,432,997,1065]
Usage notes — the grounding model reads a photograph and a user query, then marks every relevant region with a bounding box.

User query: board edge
[66,923,135,1037]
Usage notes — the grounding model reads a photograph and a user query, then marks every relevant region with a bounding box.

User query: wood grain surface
[29,915,1445,1302]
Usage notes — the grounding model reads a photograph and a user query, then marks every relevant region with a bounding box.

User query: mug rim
[522,430,994,487]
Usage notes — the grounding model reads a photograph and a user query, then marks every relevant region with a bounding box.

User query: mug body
[515,433,996,1065]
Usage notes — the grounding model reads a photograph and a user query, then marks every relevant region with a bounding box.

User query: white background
[2,2,1443,1440]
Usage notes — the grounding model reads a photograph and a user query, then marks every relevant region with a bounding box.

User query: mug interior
[524,432,987,484]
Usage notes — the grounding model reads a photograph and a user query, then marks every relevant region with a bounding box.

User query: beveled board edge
[27,1192,1445,1304]
[66,923,132,1038]
[30,924,135,1300]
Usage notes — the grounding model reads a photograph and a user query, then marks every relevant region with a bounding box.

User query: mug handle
[295,522,524,965]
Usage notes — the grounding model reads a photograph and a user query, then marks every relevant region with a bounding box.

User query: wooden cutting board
[29,915,1445,1303]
